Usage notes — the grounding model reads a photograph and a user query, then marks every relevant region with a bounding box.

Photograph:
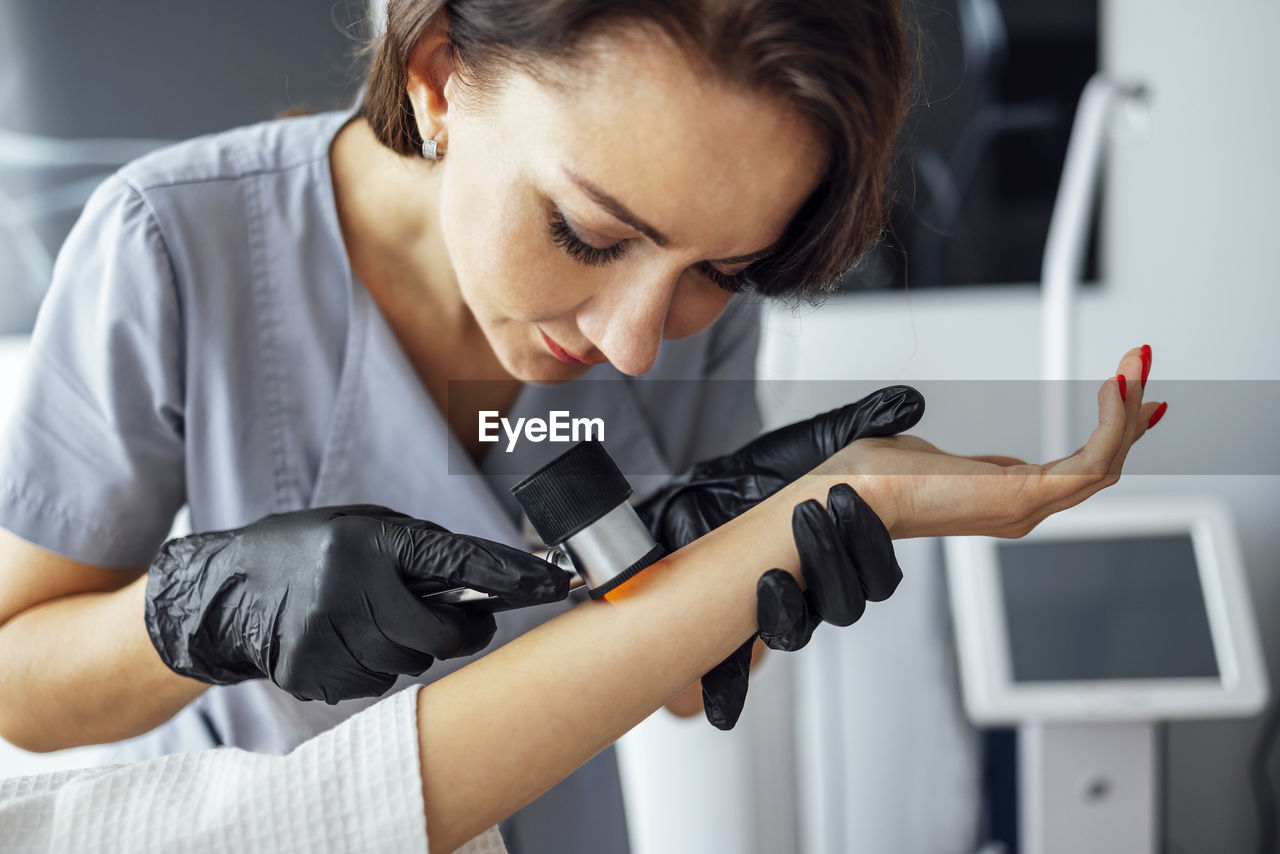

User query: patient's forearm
[416,471,851,853]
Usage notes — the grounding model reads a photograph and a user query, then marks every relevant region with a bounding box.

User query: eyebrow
[564,169,778,267]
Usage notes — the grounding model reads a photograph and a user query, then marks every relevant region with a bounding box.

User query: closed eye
[549,205,753,293]
[697,262,751,294]
[548,208,626,267]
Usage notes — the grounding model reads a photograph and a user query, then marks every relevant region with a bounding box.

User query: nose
[576,268,677,376]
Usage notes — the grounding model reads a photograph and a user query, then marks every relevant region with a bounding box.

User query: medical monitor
[945,493,1267,724]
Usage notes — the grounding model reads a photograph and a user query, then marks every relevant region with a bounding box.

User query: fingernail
[1147,401,1168,429]
[1117,374,1127,402]
[1140,344,1152,389]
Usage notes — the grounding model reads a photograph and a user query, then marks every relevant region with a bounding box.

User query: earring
[422,136,445,161]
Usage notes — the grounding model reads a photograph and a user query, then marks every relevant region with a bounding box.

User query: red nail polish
[1117,374,1127,402]
[1140,344,1152,389]
[1147,401,1167,429]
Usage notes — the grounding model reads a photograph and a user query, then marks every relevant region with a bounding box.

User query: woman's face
[430,28,826,382]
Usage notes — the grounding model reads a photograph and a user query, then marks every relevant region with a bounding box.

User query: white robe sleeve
[0,687,506,854]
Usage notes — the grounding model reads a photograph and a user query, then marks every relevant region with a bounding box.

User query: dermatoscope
[422,441,665,611]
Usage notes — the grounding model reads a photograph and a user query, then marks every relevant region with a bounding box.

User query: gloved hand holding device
[145,505,572,704]
[636,385,923,729]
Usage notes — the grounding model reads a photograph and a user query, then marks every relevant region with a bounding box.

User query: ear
[405,15,455,147]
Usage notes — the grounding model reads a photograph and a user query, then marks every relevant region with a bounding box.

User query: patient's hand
[835,346,1165,540]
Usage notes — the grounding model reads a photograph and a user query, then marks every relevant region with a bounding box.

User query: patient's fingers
[1025,416,1124,509]
[1002,349,1151,524]
[1107,346,1149,476]
[1040,349,1146,478]
[1024,354,1168,525]
[1132,400,1164,442]
[1037,348,1151,473]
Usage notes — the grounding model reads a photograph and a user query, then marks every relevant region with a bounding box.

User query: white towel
[0,687,506,854]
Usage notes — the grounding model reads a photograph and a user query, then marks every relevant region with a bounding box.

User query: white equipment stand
[1039,73,1149,464]
[1020,721,1157,854]
[1032,73,1153,854]
[946,492,1268,854]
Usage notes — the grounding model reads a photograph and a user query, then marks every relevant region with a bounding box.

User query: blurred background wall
[0,0,365,333]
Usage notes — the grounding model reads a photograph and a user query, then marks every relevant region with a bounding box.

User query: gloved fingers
[398,594,499,659]
[350,640,435,681]
[393,525,572,605]
[308,665,397,705]
[701,637,756,731]
[757,569,819,651]
[738,385,926,482]
[309,671,398,705]
[273,629,398,704]
[331,608,437,681]
[324,504,425,526]
[793,499,866,627]
[824,483,902,603]
[329,584,446,673]
[443,607,502,658]
[460,535,574,604]
[327,506,455,547]
[817,384,926,451]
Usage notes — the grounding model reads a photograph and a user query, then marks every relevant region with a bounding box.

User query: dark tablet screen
[996,534,1219,682]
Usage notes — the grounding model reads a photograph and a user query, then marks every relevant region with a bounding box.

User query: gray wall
[0,1,367,332]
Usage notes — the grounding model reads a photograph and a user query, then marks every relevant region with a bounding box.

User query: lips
[539,329,601,366]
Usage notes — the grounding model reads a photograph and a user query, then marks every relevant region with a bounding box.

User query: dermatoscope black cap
[511,441,633,546]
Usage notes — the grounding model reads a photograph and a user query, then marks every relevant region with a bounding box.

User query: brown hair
[361,0,910,298]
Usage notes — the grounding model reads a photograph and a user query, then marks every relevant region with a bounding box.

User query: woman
[0,407,1162,854]
[0,1,1166,851]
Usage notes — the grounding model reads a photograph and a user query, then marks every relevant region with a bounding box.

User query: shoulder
[116,111,351,195]
[58,111,356,372]
[85,111,355,307]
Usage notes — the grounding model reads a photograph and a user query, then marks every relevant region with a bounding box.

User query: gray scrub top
[0,111,763,854]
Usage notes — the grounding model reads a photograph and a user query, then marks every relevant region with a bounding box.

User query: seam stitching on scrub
[304,144,365,507]
[119,156,320,192]
[233,147,297,511]
[309,282,363,505]
[121,157,326,194]
[116,172,189,429]
[313,112,366,505]
[117,113,349,195]
[0,479,133,552]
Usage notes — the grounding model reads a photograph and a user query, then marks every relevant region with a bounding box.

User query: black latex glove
[698,483,902,728]
[635,385,924,729]
[145,505,572,703]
